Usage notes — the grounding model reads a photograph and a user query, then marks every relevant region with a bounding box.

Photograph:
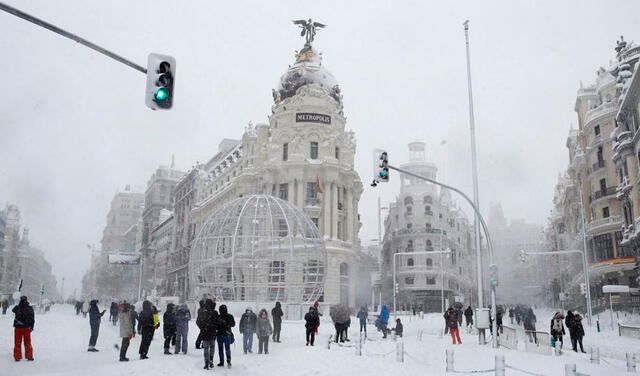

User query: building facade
[381,142,476,312]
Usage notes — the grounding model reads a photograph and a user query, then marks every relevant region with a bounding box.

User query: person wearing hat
[13,296,35,361]
[239,307,257,354]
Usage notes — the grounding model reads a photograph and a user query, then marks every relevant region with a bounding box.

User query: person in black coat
[87,300,106,352]
[13,296,35,361]
[197,299,218,370]
[137,300,156,359]
[163,303,177,354]
[304,306,320,346]
[239,308,257,354]
[194,299,205,349]
[216,304,235,368]
[394,318,403,338]
[271,301,284,343]
[464,306,473,328]
[569,314,586,353]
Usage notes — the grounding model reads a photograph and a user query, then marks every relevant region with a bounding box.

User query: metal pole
[577,190,593,325]
[0,2,147,74]
[463,20,486,346]
[610,293,614,330]
[137,252,143,301]
[440,213,445,312]
[378,197,382,308]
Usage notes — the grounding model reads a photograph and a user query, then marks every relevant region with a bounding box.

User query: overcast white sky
[1,0,638,297]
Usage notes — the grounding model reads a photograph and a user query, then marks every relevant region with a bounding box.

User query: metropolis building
[171,29,367,307]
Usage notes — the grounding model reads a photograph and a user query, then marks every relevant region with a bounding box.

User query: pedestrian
[464,306,473,330]
[163,303,177,355]
[2,298,9,315]
[137,300,156,360]
[496,306,504,334]
[256,308,272,354]
[239,307,257,354]
[313,300,321,334]
[569,314,586,353]
[394,318,403,338]
[197,299,218,370]
[216,304,235,368]
[357,306,368,336]
[550,312,565,349]
[75,301,81,316]
[118,302,136,361]
[110,302,118,325]
[271,301,284,343]
[174,303,191,354]
[508,307,514,325]
[304,306,320,346]
[195,299,205,349]
[87,299,106,352]
[81,300,89,318]
[13,296,35,361]
[444,307,462,344]
[523,307,537,343]
[565,310,575,332]
[379,304,389,339]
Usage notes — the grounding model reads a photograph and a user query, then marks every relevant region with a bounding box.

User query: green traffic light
[379,170,388,178]
[155,88,169,101]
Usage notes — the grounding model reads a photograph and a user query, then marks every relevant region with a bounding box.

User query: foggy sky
[1,0,638,297]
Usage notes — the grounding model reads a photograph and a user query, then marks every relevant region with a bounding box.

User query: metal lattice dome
[190,195,326,304]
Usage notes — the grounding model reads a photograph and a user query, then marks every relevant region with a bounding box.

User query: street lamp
[377,198,389,308]
[393,249,451,320]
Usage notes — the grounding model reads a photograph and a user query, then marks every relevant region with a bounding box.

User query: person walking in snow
[195,299,205,349]
[569,314,586,353]
[174,303,191,354]
[550,312,565,349]
[163,303,177,355]
[444,307,462,344]
[87,300,106,352]
[137,300,156,360]
[464,306,474,329]
[197,299,218,369]
[357,306,368,336]
[118,302,136,361]
[271,301,284,343]
[256,308,273,354]
[508,307,514,325]
[379,304,390,339]
[305,306,320,346]
[13,296,35,361]
[523,307,537,343]
[239,307,257,354]
[313,300,322,334]
[216,304,235,368]
[109,302,118,325]
[565,310,575,332]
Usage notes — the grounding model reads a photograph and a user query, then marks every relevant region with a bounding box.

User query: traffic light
[372,149,389,186]
[489,263,498,287]
[394,282,399,295]
[146,53,176,110]
[519,250,527,263]
[580,282,587,296]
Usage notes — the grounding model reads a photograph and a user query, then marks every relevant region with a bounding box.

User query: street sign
[108,252,141,265]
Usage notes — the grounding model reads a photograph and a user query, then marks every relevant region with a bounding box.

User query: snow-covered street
[1,304,637,376]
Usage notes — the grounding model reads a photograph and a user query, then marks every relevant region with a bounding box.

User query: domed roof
[190,194,326,303]
[275,47,342,104]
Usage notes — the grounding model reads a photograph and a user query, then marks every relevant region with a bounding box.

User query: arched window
[407,240,414,251]
[424,195,433,204]
[340,262,349,276]
[404,196,414,205]
[406,206,413,215]
[425,205,432,215]
[426,276,436,285]
[426,258,433,267]
[407,258,414,266]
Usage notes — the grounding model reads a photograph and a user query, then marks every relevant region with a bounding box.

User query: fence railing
[618,322,640,339]
[524,330,552,355]
[499,326,518,350]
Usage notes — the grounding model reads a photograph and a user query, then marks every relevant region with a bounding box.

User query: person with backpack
[118,302,136,361]
[87,300,106,352]
[357,306,368,336]
[216,304,235,368]
[550,312,565,350]
[569,314,586,353]
[239,307,257,354]
[256,308,272,354]
[163,303,177,355]
[174,303,191,354]
[13,296,35,361]
[137,300,156,359]
[304,306,320,346]
[197,299,218,369]
[444,307,462,344]
[271,301,284,343]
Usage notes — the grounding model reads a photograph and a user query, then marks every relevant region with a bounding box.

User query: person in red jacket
[444,307,462,344]
[13,296,35,361]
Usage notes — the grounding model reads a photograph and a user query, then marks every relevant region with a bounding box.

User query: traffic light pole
[388,164,498,348]
[0,2,147,74]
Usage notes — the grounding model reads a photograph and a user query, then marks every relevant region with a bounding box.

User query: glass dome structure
[190,195,326,304]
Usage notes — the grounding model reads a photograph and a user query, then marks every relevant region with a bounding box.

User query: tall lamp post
[377,198,389,308]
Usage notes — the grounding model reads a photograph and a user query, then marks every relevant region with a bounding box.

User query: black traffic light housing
[146,53,176,110]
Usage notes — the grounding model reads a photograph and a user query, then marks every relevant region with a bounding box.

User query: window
[404,196,414,205]
[407,223,413,230]
[426,276,436,285]
[424,196,433,204]
[594,125,601,136]
[426,223,432,230]
[425,205,432,215]
[335,147,340,159]
[599,178,606,194]
[407,258,414,266]
[426,240,432,247]
[283,143,288,161]
[278,219,288,237]
[269,261,285,283]
[405,276,414,285]
[310,142,318,159]
[278,183,288,201]
[426,258,433,267]
[602,207,610,218]
[311,218,319,228]
[407,240,414,251]
[306,182,318,202]
[406,206,413,215]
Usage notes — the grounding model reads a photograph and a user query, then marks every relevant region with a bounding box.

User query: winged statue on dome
[293,19,326,47]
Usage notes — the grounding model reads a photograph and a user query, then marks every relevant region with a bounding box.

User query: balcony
[590,159,605,174]
[586,215,622,235]
[616,176,632,198]
[585,101,617,126]
[395,227,442,236]
[589,186,616,203]
[305,197,320,207]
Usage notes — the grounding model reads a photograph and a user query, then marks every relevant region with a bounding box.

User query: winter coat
[550,317,565,336]
[137,302,156,333]
[13,301,35,330]
[444,309,459,329]
[175,304,191,329]
[523,311,537,331]
[119,308,136,338]
[380,305,389,324]
[464,307,473,319]
[239,310,257,334]
[88,300,105,326]
[256,310,273,337]
[216,305,235,337]
[394,322,403,336]
[271,302,284,324]
[196,302,218,341]
[163,304,177,337]
[569,320,585,339]
[305,309,320,330]
[565,311,575,330]
[357,309,368,324]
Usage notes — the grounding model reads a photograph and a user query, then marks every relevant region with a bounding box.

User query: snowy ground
[0,304,638,376]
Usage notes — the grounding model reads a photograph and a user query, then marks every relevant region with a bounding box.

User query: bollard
[495,355,505,376]
[564,363,576,376]
[355,336,362,356]
[627,353,636,372]
[446,349,454,372]
[589,347,600,364]
[596,320,600,333]
[396,341,404,363]
[327,335,332,350]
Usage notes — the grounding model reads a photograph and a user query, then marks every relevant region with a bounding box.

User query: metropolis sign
[296,113,331,125]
